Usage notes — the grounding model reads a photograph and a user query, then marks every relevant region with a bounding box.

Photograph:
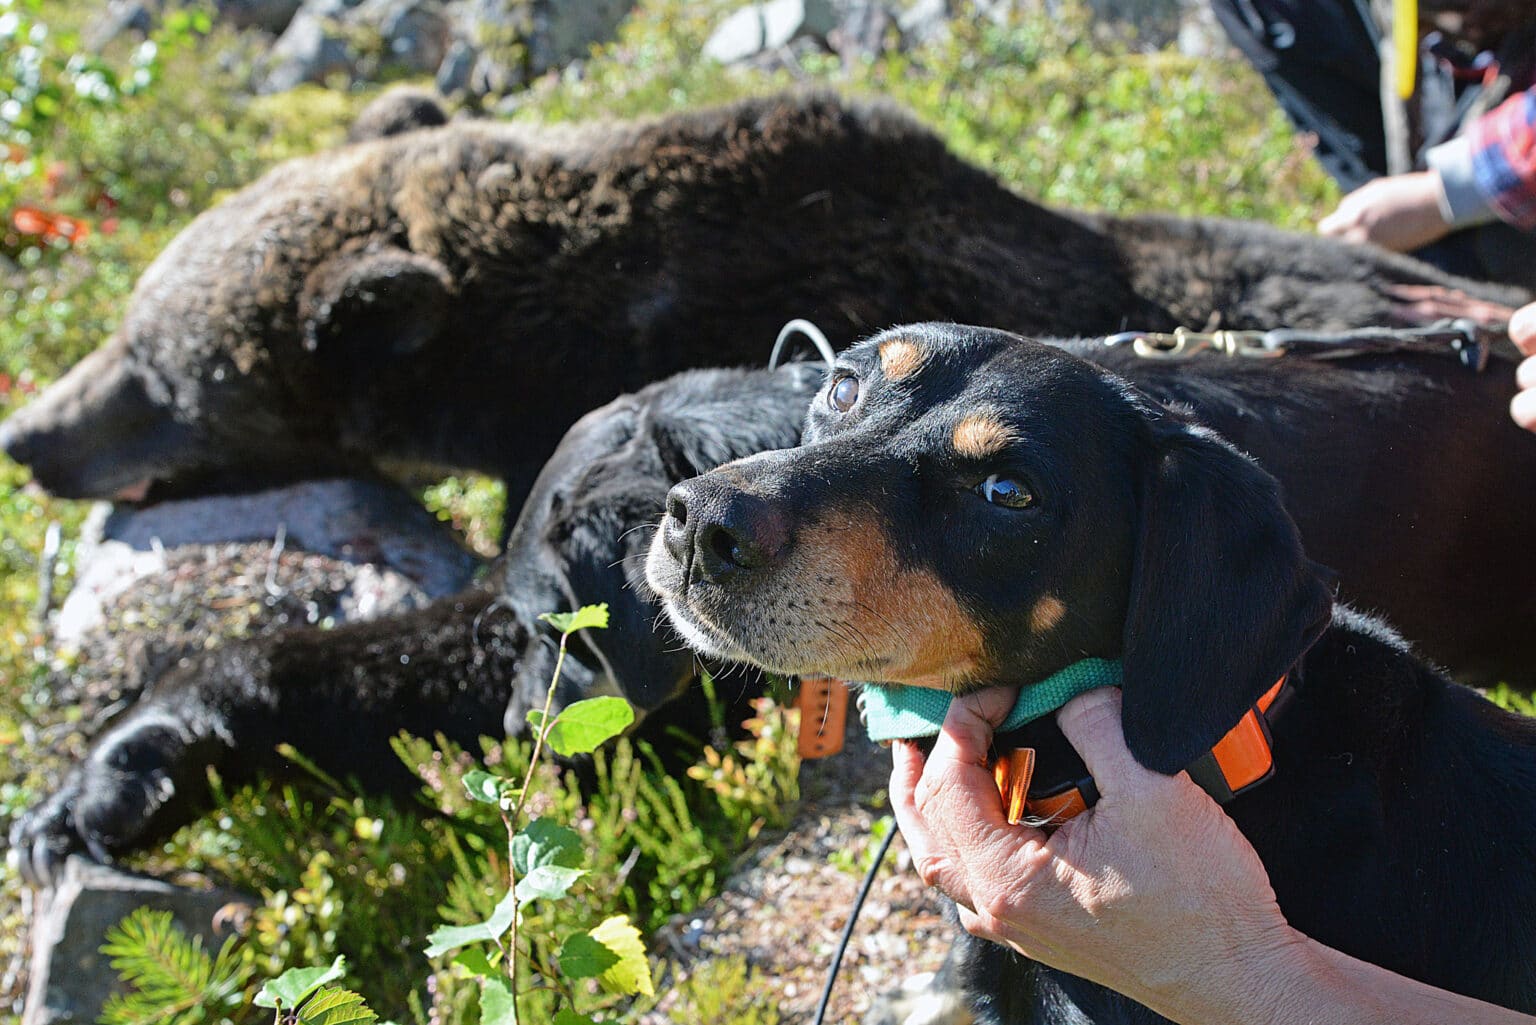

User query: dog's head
[646,324,1333,773]
[499,363,822,737]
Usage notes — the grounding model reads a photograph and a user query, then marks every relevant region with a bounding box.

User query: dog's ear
[1120,421,1333,774]
[651,412,717,484]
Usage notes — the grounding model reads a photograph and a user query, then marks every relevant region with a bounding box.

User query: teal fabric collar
[859,658,1123,742]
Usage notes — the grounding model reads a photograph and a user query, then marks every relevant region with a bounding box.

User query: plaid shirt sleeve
[1468,89,1536,231]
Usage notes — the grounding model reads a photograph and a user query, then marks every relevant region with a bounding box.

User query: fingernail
[1512,388,1536,432]
[1518,355,1536,389]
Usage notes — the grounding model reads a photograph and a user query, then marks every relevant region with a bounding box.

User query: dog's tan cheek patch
[1030,594,1066,634]
[884,568,986,688]
[952,414,1018,461]
[796,507,984,686]
[878,338,926,381]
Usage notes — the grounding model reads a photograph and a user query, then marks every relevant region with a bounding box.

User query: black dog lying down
[13,330,1536,886]
[647,324,1536,1022]
[8,365,823,882]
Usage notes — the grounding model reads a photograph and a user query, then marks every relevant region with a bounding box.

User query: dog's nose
[663,478,789,581]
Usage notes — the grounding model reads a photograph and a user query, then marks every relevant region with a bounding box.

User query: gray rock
[54,478,479,652]
[355,0,452,76]
[83,0,155,49]
[216,0,306,33]
[828,1,896,60]
[526,0,631,75]
[703,0,839,64]
[260,0,359,92]
[21,856,253,1025]
[895,0,950,47]
[434,36,477,94]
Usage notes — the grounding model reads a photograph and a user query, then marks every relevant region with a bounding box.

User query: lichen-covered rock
[21,856,252,1025]
[44,478,480,722]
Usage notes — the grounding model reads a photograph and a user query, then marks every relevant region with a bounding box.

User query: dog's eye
[829,375,860,412]
[976,473,1034,509]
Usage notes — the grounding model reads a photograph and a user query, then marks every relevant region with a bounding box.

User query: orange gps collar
[993,676,1287,827]
[794,674,1287,827]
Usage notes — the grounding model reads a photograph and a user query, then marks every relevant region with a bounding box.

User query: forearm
[1150,927,1535,1025]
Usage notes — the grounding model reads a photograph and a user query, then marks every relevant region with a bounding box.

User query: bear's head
[0,131,465,501]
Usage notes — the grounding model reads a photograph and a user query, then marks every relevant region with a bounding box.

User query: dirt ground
[648,730,961,1025]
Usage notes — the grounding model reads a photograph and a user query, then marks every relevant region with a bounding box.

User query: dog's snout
[663,478,789,582]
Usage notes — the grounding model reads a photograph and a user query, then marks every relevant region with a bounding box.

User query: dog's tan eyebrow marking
[878,337,927,380]
[1030,594,1067,634]
[953,413,1019,460]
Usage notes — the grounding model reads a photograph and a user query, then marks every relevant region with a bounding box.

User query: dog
[14,329,1536,892]
[7,363,821,883]
[646,323,1536,1021]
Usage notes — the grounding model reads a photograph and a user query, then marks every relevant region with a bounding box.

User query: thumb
[1053,688,1157,800]
[931,684,1023,766]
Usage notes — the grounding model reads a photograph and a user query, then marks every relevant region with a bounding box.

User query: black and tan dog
[647,323,1536,1022]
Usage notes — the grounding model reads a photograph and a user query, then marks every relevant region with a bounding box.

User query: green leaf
[255,956,348,1009]
[511,818,583,873]
[99,906,249,1025]
[558,932,620,982]
[552,1011,599,1025]
[526,707,550,738]
[543,696,635,757]
[462,769,514,805]
[478,976,517,1025]
[424,890,518,958]
[558,916,656,997]
[511,818,586,903]
[588,916,654,997]
[296,987,377,1025]
[539,603,610,635]
[516,864,586,903]
[452,947,498,978]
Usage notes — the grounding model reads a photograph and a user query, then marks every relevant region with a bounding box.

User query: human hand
[1318,171,1453,252]
[890,686,1307,1023]
[1381,283,1516,327]
[1510,303,1536,432]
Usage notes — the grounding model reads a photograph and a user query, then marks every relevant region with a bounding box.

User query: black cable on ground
[811,821,900,1025]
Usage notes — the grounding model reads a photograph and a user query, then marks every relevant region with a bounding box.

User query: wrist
[1139,923,1328,1025]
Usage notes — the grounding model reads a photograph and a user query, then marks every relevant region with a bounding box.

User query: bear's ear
[1120,420,1333,775]
[347,87,447,143]
[301,249,454,358]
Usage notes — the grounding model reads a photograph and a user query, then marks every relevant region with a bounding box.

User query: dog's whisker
[618,522,661,544]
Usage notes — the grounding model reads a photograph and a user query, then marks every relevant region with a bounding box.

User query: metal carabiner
[1103,328,1280,361]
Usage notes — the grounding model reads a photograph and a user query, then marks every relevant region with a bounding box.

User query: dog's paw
[8,725,185,887]
[8,780,98,888]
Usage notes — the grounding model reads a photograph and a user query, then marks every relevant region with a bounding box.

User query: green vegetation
[0,0,1344,1021]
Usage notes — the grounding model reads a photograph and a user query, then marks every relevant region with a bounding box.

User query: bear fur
[1,91,1526,506]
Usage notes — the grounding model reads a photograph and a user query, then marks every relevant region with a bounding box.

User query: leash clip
[1447,318,1496,373]
[1103,328,1280,361]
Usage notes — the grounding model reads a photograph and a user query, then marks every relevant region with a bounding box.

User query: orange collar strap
[995,675,1288,827]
